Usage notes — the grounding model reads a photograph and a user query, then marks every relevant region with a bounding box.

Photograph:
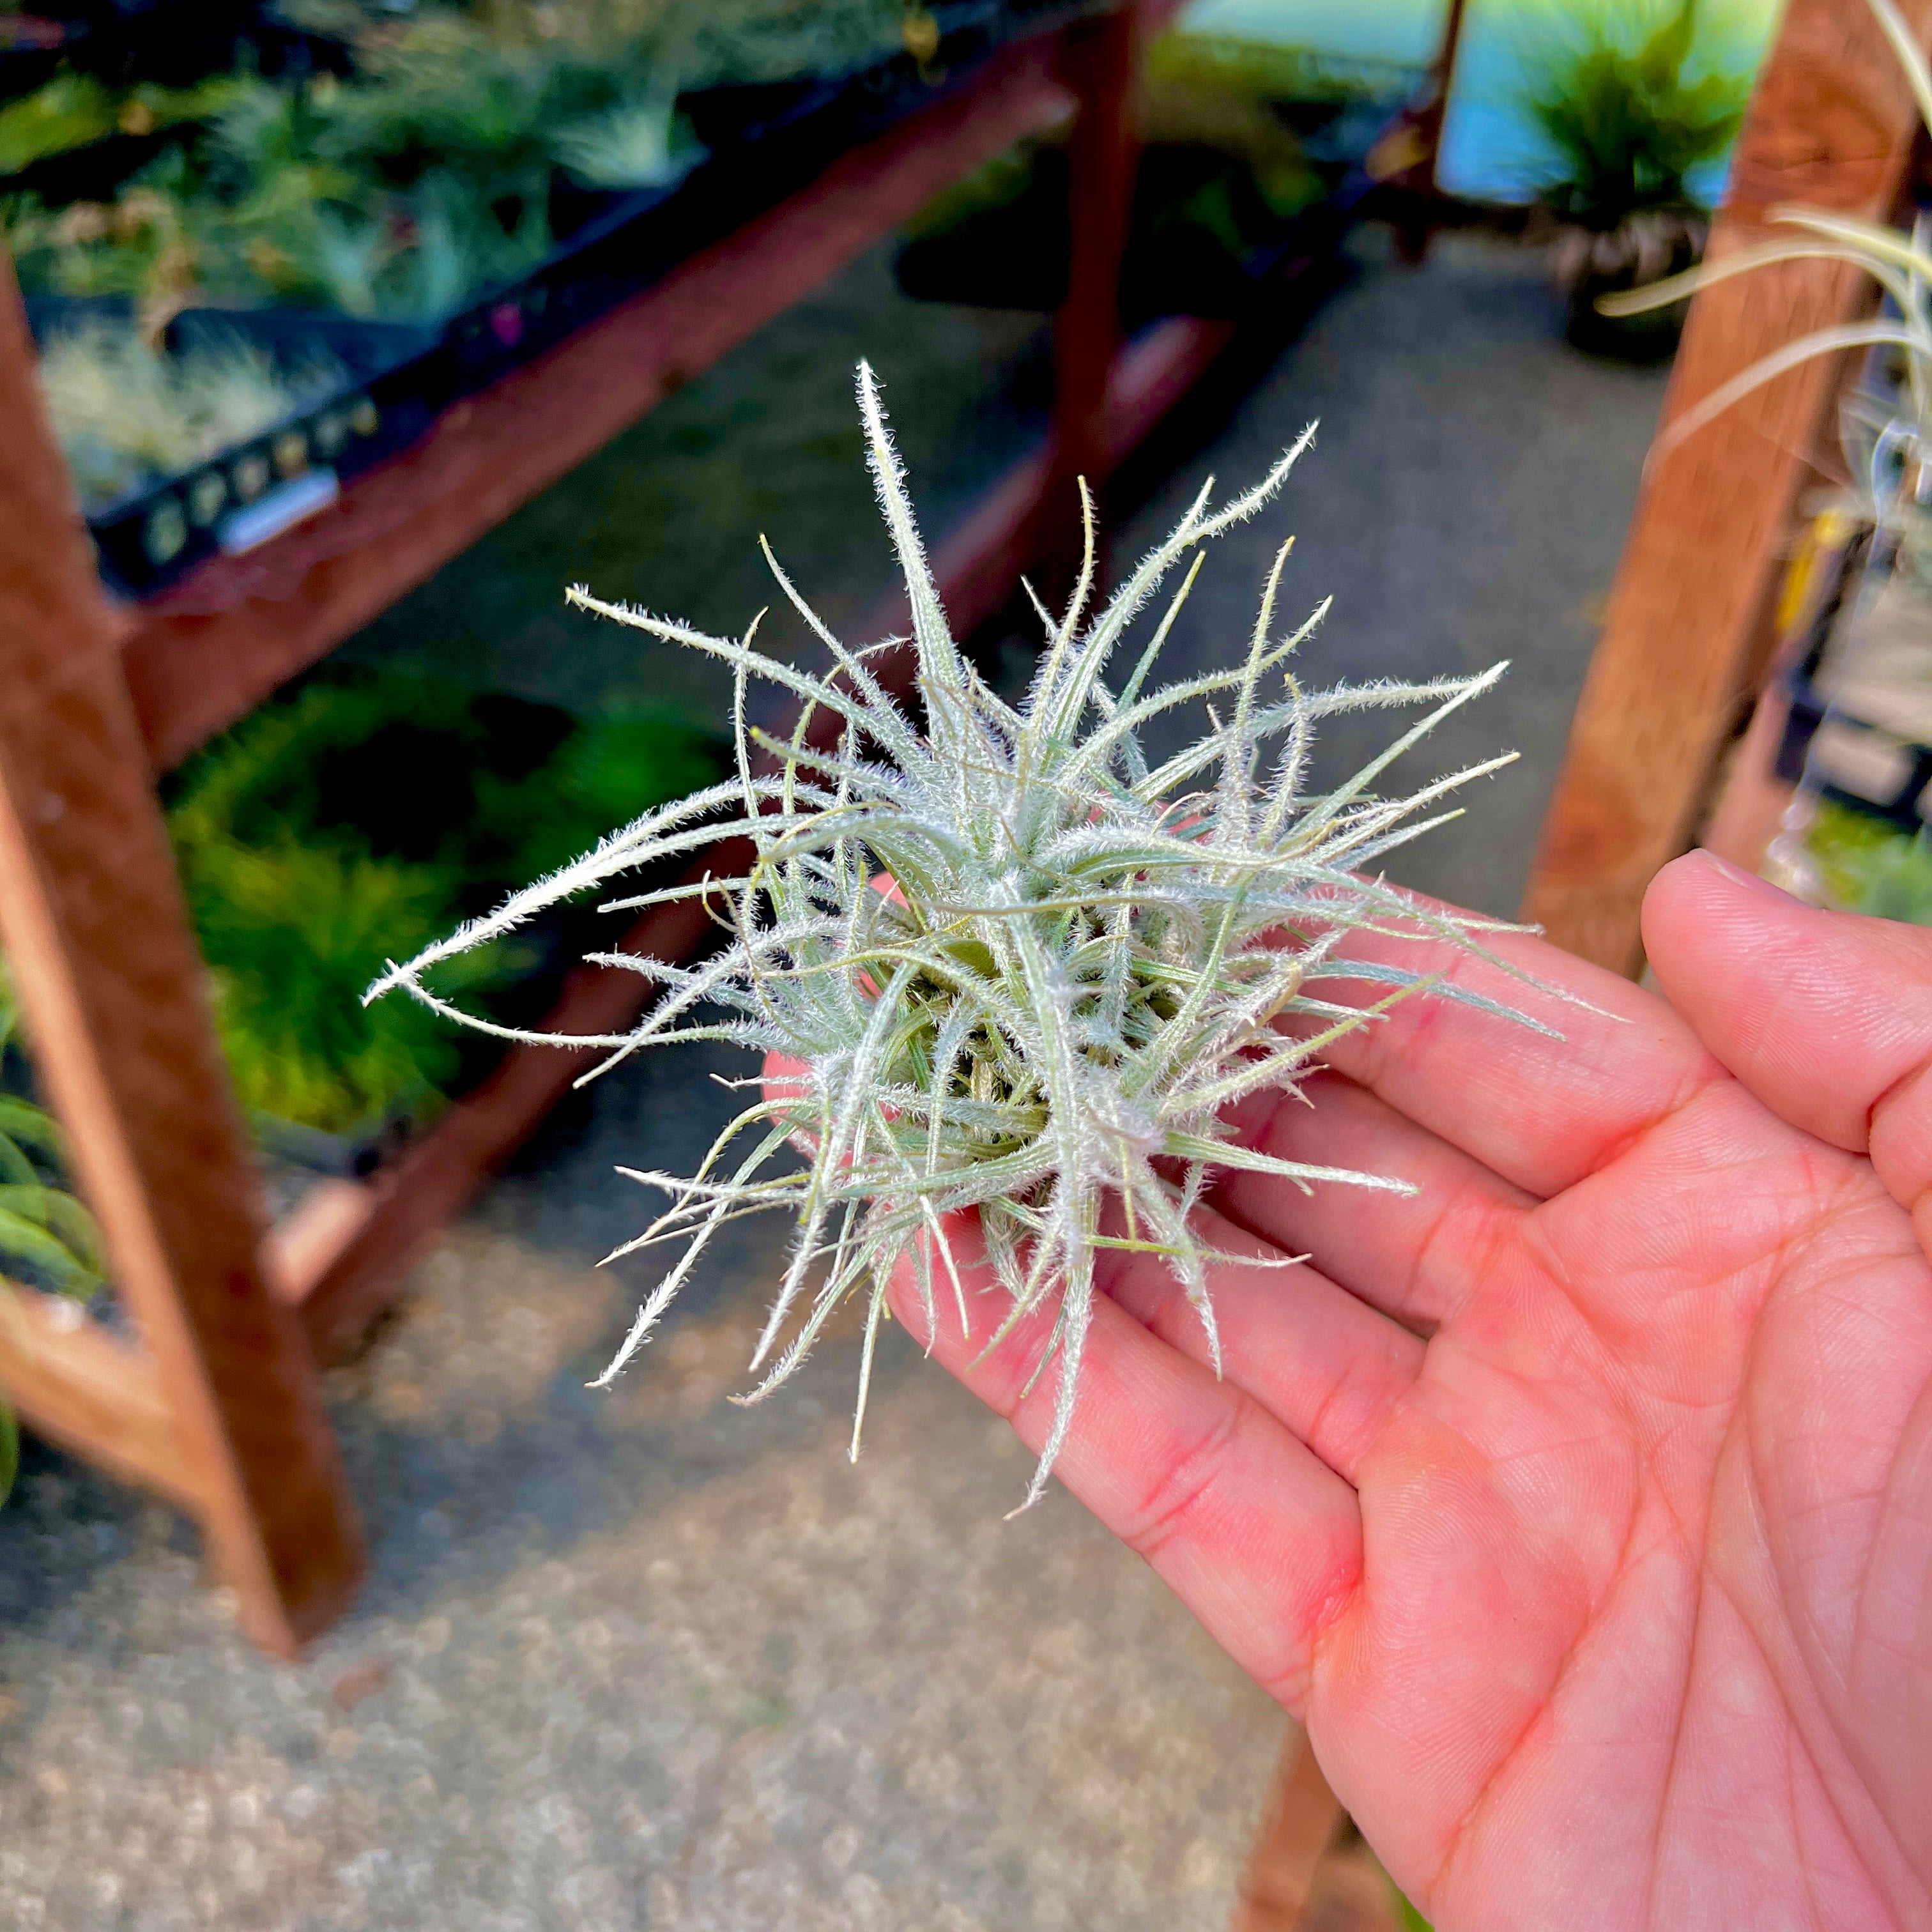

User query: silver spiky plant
[367,364,1556,1505]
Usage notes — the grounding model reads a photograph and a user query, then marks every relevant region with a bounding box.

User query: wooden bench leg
[0,265,363,1655]
[1042,3,1140,597]
[1230,1724,1346,1932]
[1522,0,1932,974]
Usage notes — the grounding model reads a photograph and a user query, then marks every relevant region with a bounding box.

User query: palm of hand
[873,855,1932,1930]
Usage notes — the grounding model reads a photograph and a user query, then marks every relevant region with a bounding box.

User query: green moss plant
[367,365,1567,1503]
[171,672,719,1136]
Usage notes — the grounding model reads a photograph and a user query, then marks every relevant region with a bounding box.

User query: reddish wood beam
[1043,3,1141,592]
[1523,0,1932,974]
[0,1287,204,1515]
[1229,1726,1346,1932]
[0,264,363,1655]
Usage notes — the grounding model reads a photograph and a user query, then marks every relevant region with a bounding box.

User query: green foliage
[1516,0,1751,227]
[0,68,248,175]
[902,26,1336,284]
[370,366,1568,1503]
[1142,31,1396,113]
[169,672,720,1135]
[0,962,107,1510]
[1806,799,1932,924]
[1,0,941,327]
[1390,1889,1433,1932]
[1139,31,1330,222]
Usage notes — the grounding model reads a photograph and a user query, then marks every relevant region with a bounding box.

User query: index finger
[1295,908,1723,1199]
[889,1211,1365,1718]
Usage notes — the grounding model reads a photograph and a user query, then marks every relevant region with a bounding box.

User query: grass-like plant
[170,671,721,1135]
[36,317,345,512]
[368,366,1556,1502]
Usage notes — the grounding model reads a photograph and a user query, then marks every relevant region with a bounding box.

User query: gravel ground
[0,224,1666,1931]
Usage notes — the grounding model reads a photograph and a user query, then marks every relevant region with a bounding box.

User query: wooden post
[1045,2,1140,597]
[0,262,362,1654]
[1391,0,1471,264]
[1522,0,1932,974]
[1229,1725,1346,1932]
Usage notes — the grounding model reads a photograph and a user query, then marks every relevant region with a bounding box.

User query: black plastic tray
[29,295,442,597]
[893,81,1403,322]
[44,0,1090,601]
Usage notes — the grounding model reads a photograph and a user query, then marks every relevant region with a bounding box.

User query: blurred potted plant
[1515,0,1751,356]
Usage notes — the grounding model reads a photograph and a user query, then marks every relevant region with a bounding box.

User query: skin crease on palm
[762,850,1932,1930]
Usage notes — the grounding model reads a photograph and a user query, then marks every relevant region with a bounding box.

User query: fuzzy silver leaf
[367,362,1558,1505]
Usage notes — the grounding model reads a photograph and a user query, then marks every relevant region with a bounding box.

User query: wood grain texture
[1522,0,1932,974]
[0,1287,204,1514]
[119,37,1076,771]
[1043,3,1139,593]
[0,264,363,1654]
[1229,1725,1346,1932]
[1699,680,1797,870]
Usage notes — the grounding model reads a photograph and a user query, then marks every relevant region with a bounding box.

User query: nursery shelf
[0,0,1509,1910]
[112,27,1080,770]
[3,0,1255,1657]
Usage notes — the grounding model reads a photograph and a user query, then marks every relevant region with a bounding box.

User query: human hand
[809,851,1932,1930]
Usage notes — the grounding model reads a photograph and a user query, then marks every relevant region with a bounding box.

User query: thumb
[1642,849,1932,1243]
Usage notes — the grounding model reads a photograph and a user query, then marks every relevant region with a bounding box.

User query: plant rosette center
[367,364,1567,1505]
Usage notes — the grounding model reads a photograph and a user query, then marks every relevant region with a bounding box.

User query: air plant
[1602,0,1932,560]
[549,91,701,189]
[36,318,345,511]
[367,365,1557,1505]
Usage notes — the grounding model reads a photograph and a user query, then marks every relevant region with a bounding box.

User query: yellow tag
[903,7,940,64]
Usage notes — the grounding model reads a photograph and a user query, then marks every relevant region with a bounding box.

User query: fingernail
[1692,848,1798,905]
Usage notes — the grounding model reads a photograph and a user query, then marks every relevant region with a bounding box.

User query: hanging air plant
[367,365,1562,1504]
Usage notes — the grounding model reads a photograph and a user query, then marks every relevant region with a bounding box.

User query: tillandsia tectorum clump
[367,365,1559,1505]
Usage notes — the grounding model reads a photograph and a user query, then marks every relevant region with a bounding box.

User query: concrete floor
[0,226,1666,1931]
